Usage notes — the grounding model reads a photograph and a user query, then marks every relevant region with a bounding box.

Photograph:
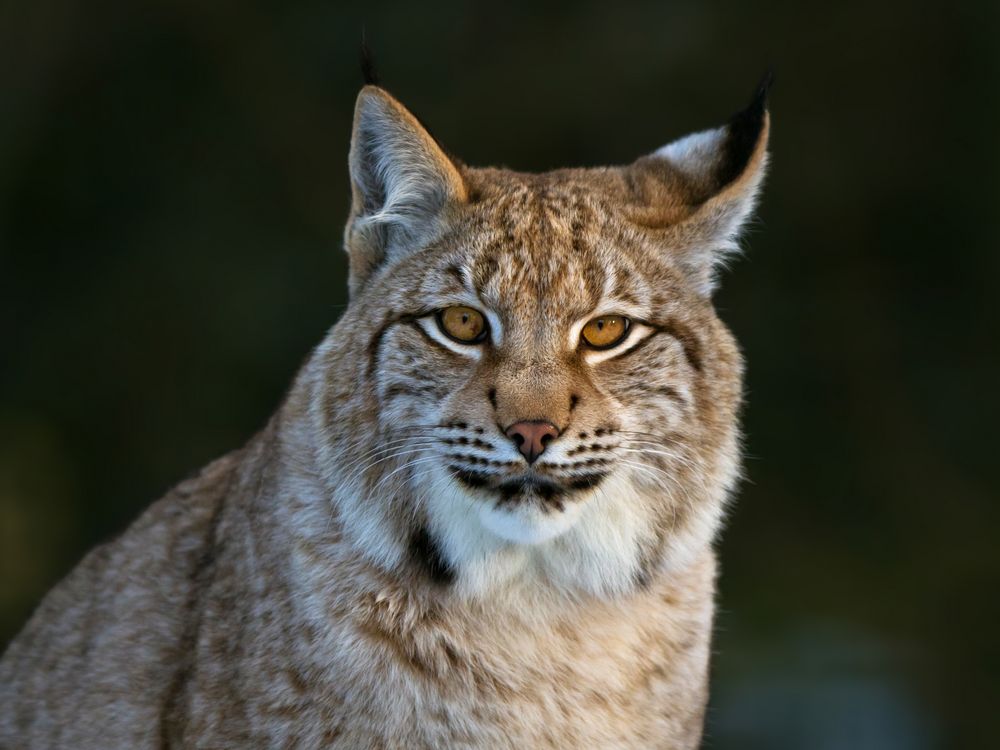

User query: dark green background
[2,1,998,747]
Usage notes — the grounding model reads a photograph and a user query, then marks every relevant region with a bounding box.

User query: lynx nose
[505,421,560,464]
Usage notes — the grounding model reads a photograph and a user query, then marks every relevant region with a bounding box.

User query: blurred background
[1,1,997,747]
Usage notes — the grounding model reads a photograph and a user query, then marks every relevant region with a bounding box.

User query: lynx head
[307,78,769,599]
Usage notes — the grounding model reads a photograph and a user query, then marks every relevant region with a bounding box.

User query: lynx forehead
[1,74,771,749]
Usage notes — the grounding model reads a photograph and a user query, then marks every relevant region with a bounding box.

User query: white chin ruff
[478,500,584,545]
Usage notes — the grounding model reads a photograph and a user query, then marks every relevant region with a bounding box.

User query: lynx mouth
[448,467,608,511]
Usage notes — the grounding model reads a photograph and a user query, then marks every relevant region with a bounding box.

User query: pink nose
[505,421,560,464]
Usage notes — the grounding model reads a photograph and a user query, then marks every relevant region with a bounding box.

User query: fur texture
[0,78,770,748]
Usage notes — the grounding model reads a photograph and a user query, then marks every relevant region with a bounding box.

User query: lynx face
[313,82,768,598]
[365,181,719,549]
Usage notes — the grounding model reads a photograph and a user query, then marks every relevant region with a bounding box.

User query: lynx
[0,72,770,748]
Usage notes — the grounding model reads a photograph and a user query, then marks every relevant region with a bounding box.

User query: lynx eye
[436,306,488,344]
[581,314,630,349]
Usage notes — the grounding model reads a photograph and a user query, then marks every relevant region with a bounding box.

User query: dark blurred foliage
[1,1,998,747]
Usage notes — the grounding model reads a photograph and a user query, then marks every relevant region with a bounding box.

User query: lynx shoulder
[1,75,770,748]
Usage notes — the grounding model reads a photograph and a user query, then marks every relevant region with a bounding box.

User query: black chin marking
[450,467,492,489]
[567,473,609,491]
[497,478,560,501]
[451,465,607,509]
[409,526,455,586]
[495,478,569,513]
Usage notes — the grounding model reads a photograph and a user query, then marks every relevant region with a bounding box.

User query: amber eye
[581,315,630,349]
[436,306,488,344]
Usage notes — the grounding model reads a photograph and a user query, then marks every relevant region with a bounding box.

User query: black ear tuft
[717,70,773,188]
[748,69,775,111]
[360,33,380,86]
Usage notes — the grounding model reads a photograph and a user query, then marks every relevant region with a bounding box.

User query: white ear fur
[346,86,466,293]
[647,77,771,296]
[655,127,731,180]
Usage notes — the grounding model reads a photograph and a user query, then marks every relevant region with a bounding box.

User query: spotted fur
[0,78,770,748]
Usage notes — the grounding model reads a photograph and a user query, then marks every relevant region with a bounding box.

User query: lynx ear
[345,86,467,294]
[630,74,771,296]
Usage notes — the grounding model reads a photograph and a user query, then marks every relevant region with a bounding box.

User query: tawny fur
[0,80,770,749]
